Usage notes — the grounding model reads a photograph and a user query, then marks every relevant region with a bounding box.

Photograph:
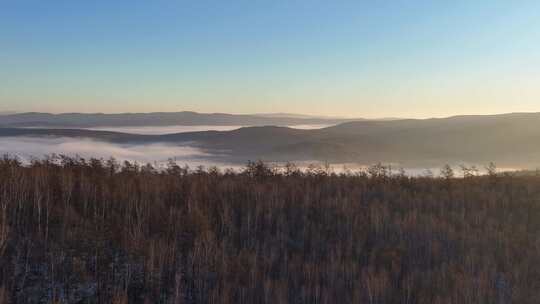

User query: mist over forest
[2,112,540,172]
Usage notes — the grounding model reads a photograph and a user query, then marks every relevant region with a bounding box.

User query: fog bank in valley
[87,124,333,135]
[0,136,517,176]
[87,125,245,135]
[0,137,238,168]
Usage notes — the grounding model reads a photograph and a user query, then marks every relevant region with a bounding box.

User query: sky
[1,1,540,118]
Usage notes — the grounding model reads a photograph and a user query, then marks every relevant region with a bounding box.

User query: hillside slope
[2,112,540,167]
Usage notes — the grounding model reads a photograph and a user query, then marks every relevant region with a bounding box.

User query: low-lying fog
[0,137,517,176]
[86,124,333,135]
[87,125,244,135]
[0,137,238,168]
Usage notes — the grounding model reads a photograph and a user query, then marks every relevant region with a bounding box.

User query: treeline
[0,156,538,303]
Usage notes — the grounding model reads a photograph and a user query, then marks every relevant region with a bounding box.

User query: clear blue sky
[1,1,539,118]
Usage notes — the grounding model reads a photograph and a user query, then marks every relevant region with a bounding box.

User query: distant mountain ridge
[251,113,353,120]
[0,111,361,128]
[2,112,540,168]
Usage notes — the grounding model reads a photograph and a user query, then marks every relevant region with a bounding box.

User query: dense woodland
[0,156,538,303]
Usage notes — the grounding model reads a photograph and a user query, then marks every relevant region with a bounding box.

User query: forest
[0,156,538,303]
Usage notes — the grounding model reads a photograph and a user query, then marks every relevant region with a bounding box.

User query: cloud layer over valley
[0,137,235,168]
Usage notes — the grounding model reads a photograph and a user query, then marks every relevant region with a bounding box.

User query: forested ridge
[0,157,538,303]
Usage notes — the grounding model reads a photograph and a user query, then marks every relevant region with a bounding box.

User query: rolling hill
[2,112,540,167]
[0,111,359,128]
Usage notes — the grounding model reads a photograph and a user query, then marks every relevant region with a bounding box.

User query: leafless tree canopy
[0,156,535,303]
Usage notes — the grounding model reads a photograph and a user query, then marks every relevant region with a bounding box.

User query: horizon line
[3,110,540,121]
